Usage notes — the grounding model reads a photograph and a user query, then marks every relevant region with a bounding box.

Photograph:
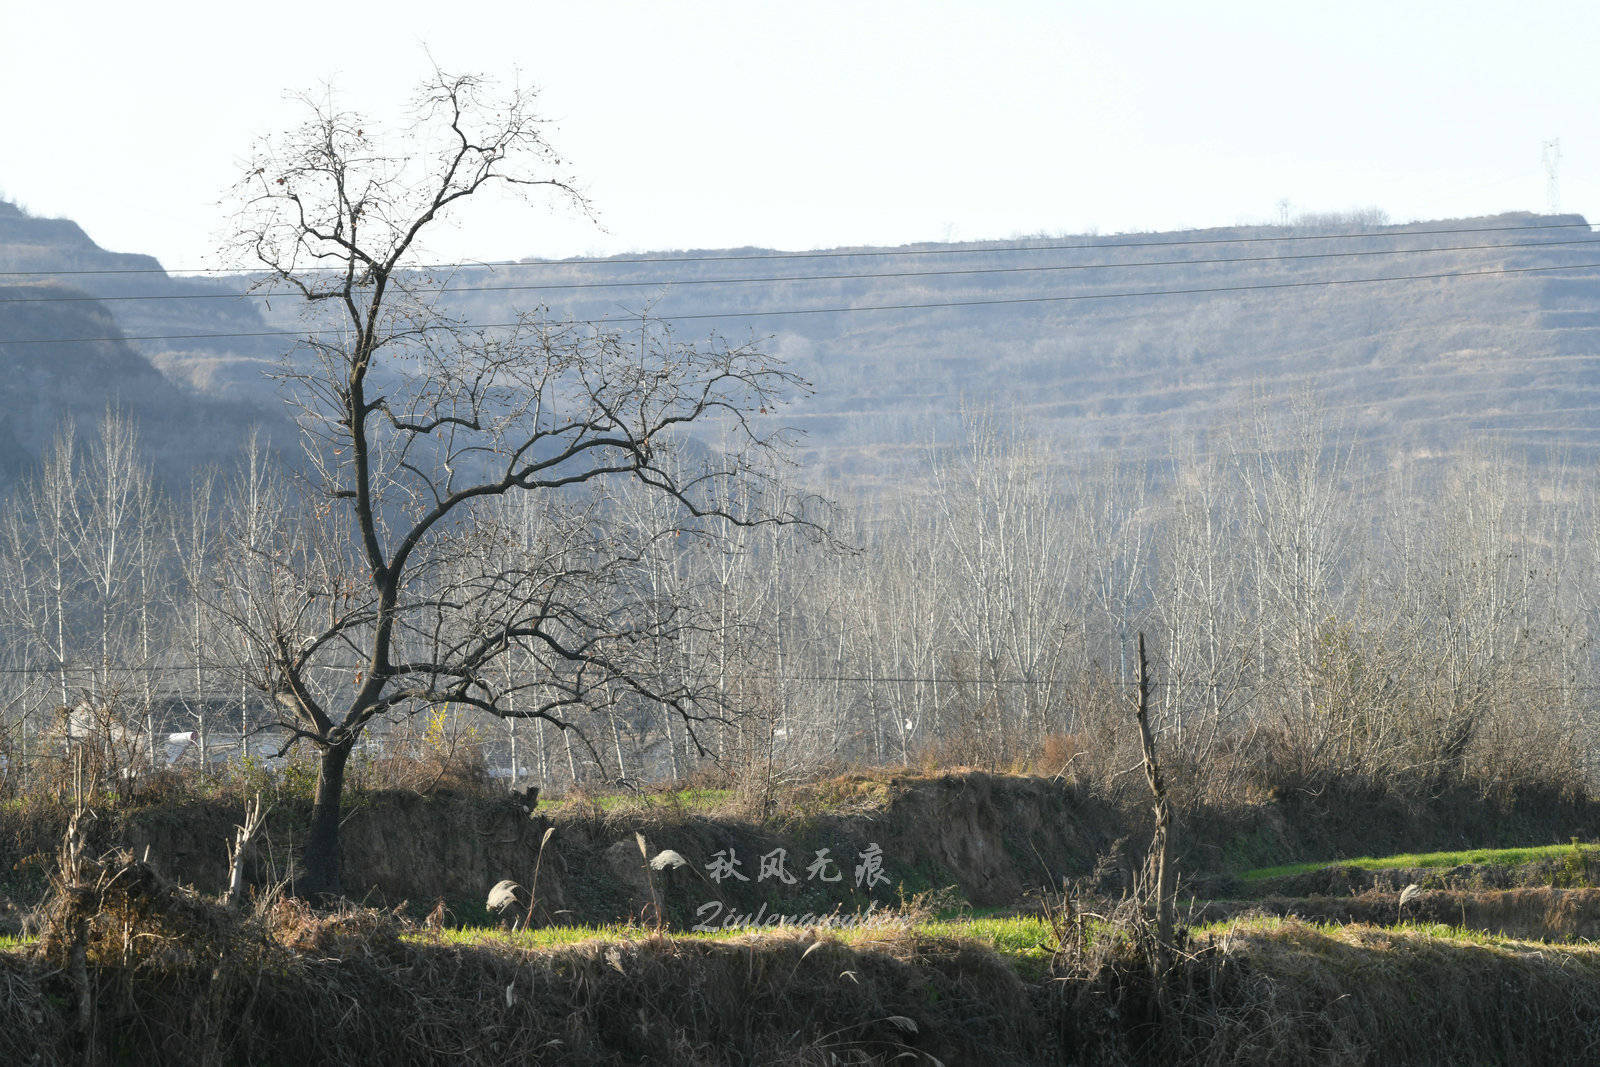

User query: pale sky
[3,0,1598,270]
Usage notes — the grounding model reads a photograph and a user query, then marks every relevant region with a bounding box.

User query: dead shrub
[1009,731,1091,779]
[28,696,155,804]
[265,896,405,956]
[349,708,493,794]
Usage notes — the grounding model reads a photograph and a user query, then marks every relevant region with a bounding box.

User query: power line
[0,219,1592,279]
[6,233,1600,305]
[6,662,1600,693]
[5,257,1599,347]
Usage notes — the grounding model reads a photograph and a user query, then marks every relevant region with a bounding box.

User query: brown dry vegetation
[1152,920,1600,1065]
[10,851,1600,1065]
[5,757,1600,1063]
[5,762,1600,935]
[15,847,1044,1065]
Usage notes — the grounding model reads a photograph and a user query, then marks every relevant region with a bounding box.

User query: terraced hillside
[220,210,1600,487]
[9,200,1600,488]
[413,210,1600,483]
[0,201,287,482]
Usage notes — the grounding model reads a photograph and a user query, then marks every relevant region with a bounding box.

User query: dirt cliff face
[338,792,561,907]
[1,776,1123,922]
[4,770,1598,926]
[823,773,1121,903]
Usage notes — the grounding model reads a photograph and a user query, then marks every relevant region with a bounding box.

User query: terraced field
[232,210,1600,488]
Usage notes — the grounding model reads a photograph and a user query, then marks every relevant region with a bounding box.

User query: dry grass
[15,841,1600,1066]
[1037,912,1600,1064]
[11,758,1600,1062]
[1171,919,1600,1065]
[16,844,1046,1065]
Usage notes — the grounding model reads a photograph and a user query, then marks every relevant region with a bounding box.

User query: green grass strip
[1240,842,1595,883]
[421,914,1063,976]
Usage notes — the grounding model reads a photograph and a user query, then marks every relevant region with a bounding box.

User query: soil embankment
[1196,886,1600,942]
[4,770,1599,926]
[8,898,1600,1065]
[9,773,1600,1063]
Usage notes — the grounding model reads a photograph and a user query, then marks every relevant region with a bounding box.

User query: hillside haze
[265,209,1600,486]
[462,210,1599,483]
[6,200,1600,487]
[0,201,286,484]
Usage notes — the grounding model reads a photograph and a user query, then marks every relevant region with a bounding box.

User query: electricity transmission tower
[1543,139,1562,213]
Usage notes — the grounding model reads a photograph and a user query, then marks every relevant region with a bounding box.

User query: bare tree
[169,468,219,765]
[73,410,164,769]
[1156,439,1249,773]
[1229,397,1351,762]
[12,424,83,715]
[0,413,169,786]
[222,70,818,898]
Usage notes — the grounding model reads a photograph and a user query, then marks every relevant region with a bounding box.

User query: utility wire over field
[5,232,1600,303]
[0,218,1593,278]
[6,258,1600,346]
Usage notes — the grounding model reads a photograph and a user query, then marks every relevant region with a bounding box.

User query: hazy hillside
[0,201,284,482]
[219,210,1600,487]
[8,199,1600,489]
[424,210,1600,485]
[0,199,283,400]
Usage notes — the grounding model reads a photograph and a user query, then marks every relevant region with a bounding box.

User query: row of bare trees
[749,402,1595,800]
[1,397,1593,797]
[0,413,272,783]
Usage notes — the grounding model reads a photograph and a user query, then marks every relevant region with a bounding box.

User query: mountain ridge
[0,201,288,484]
[6,200,1600,489]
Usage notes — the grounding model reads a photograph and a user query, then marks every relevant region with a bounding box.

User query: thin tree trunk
[662,703,680,780]
[609,707,628,782]
[195,626,208,767]
[509,718,519,784]
[1135,633,1173,968]
[537,716,549,785]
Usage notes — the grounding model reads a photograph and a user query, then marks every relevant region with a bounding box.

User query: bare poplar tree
[1157,440,1248,771]
[169,469,219,764]
[13,425,83,715]
[74,409,164,768]
[929,411,1076,757]
[1229,398,1351,761]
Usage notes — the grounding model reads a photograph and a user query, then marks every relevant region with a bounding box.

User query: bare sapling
[1134,632,1174,969]
[224,793,270,910]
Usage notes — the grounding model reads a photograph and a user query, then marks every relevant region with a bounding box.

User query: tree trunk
[300,741,353,900]
[1135,633,1174,969]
